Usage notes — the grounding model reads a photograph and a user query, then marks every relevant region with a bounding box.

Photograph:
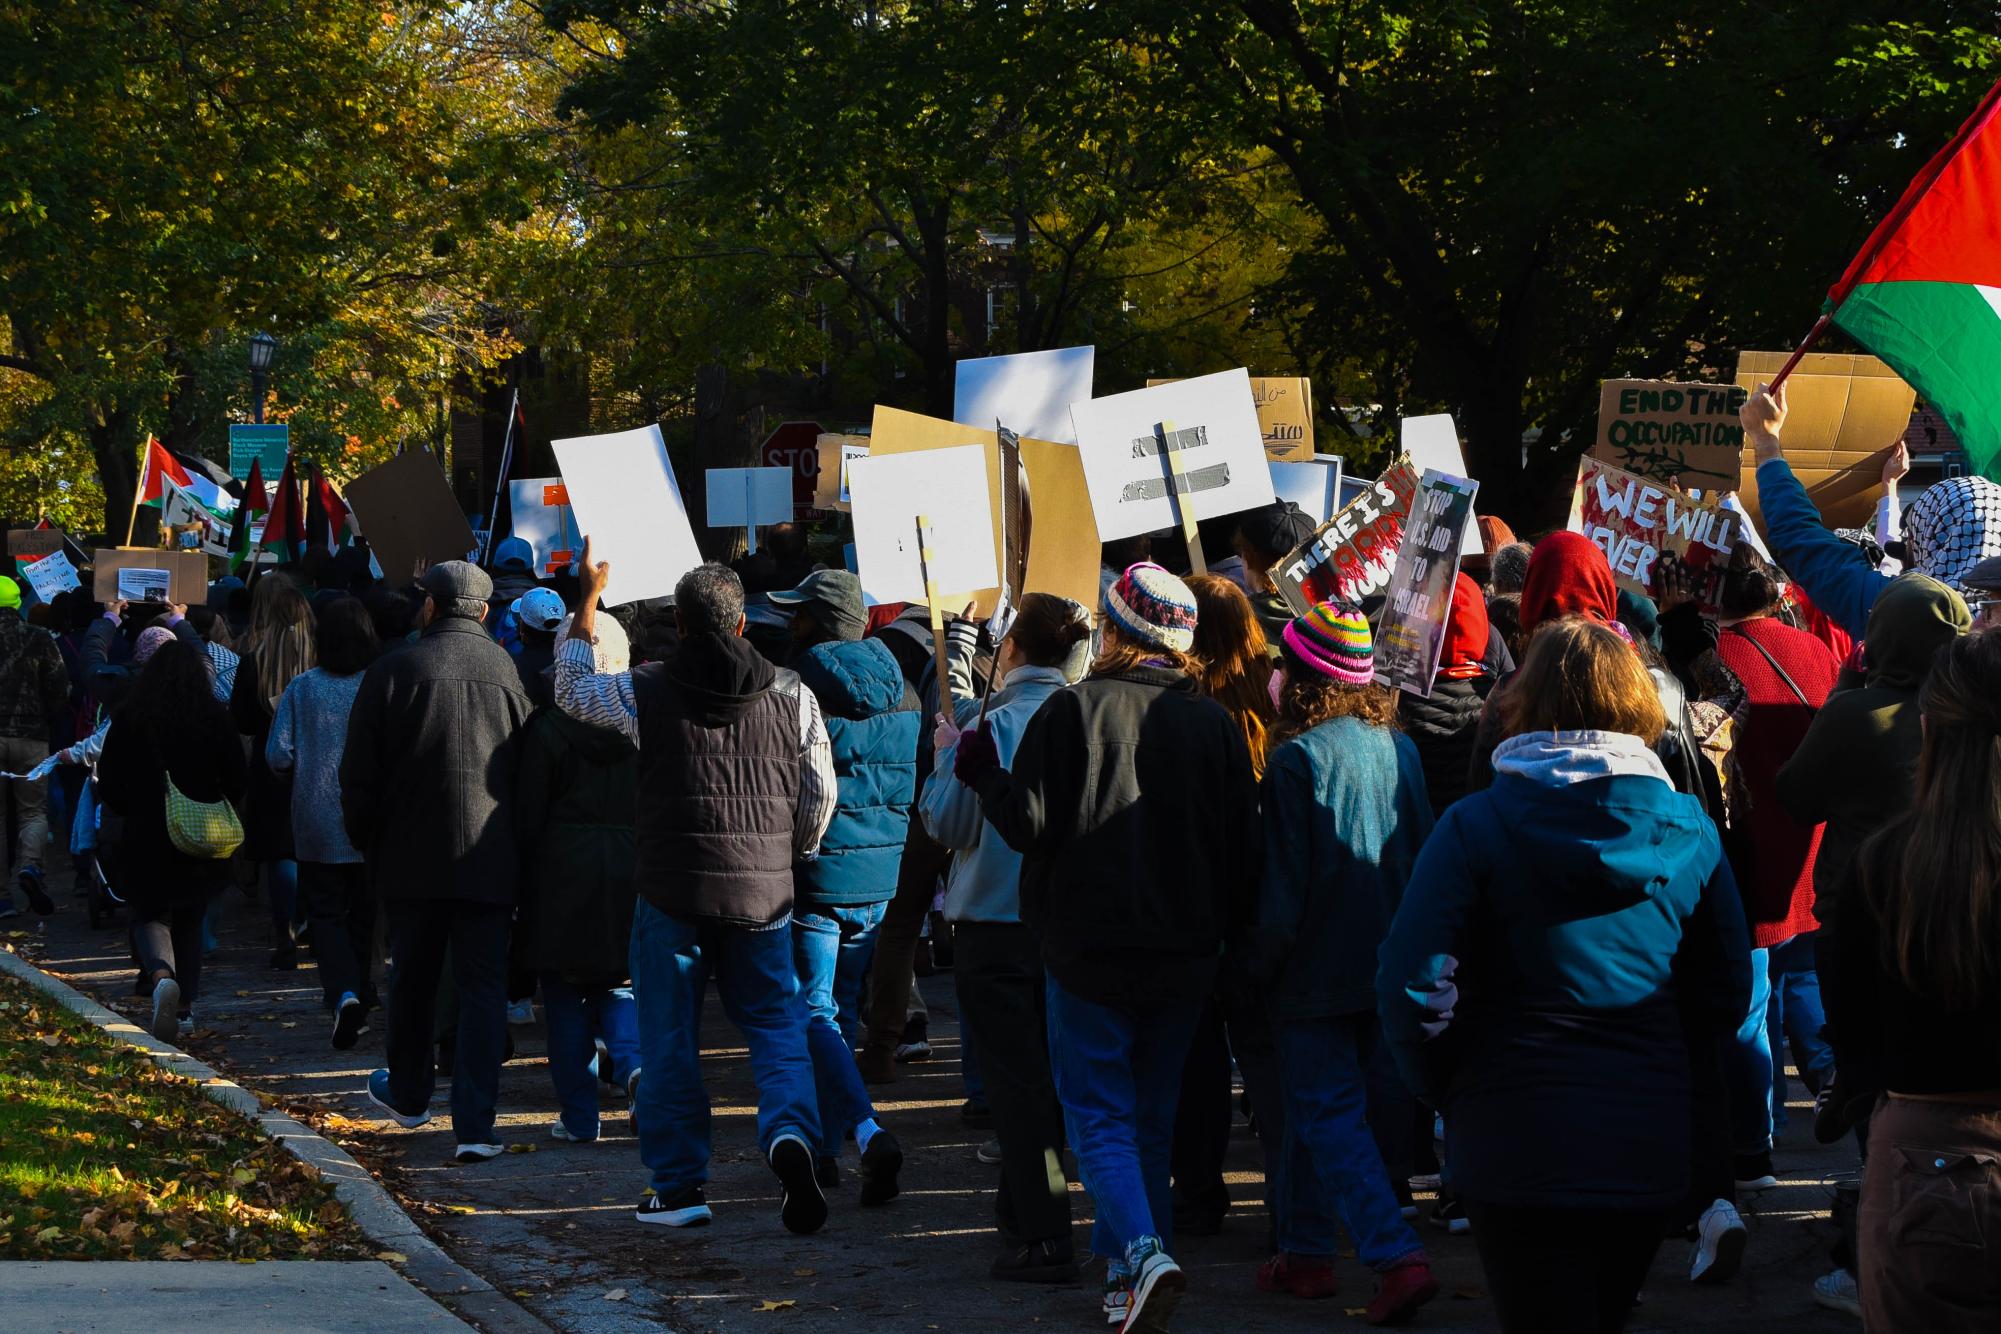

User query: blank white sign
[1070,367,1275,542]
[549,424,703,606]
[1268,456,1345,522]
[953,346,1095,445]
[847,445,998,607]
[1401,414,1482,553]
[705,467,795,529]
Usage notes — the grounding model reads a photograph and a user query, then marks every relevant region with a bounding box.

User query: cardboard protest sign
[1375,471,1480,698]
[549,424,703,606]
[506,478,580,576]
[1399,415,1482,554]
[1274,459,1421,616]
[227,424,289,482]
[705,467,794,554]
[344,449,479,589]
[954,346,1094,445]
[1567,457,1741,605]
[1149,376,1317,462]
[1733,351,1916,529]
[1071,368,1274,544]
[812,434,869,511]
[1268,456,1344,522]
[20,550,80,603]
[91,548,208,604]
[1592,380,1746,492]
[868,406,1102,616]
[846,445,998,607]
[7,528,62,561]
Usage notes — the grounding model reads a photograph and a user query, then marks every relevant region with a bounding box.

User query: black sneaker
[770,1132,828,1235]
[960,1098,993,1128]
[816,1156,840,1190]
[894,1016,931,1063]
[1428,1196,1470,1234]
[18,868,53,916]
[636,1186,712,1227]
[991,1237,1079,1284]
[332,993,365,1051]
[858,1128,903,1207]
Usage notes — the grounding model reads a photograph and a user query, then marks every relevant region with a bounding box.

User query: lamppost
[248,332,279,424]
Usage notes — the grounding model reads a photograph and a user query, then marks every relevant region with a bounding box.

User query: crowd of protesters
[0,381,1995,1333]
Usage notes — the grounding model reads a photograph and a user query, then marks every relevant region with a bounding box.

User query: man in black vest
[556,543,837,1233]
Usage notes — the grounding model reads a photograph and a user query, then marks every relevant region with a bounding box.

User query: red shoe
[1255,1253,1340,1299]
[1365,1255,1439,1326]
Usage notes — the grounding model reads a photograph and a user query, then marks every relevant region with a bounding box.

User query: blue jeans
[1275,1013,1425,1270]
[1724,944,1776,1156]
[1766,934,1835,1133]
[791,902,886,1157]
[1045,976,1202,1260]
[542,975,640,1141]
[630,900,819,1196]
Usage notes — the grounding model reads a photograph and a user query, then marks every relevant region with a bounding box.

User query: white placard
[847,445,998,607]
[1268,456,1345,523]
[116,567,172,603]
[507,478,581,576]
[705,467,795,529]
[549,424,703,606]
[20,550,81,603]
[953,346,1095,445]
[1070,367,1276,542]
[1400,414,1483,554]
[839,442,868,505]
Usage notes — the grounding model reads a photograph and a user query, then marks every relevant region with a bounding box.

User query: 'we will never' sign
[1566,457,1741,606]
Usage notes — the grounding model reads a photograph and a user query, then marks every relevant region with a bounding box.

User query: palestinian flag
[228,459,268,573]
[261,454,305,563]
[304,466,353,556]
[1824,76,2001,478]
[138,436,237,516]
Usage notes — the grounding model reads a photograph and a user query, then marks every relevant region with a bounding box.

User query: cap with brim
[1963,554,2001,593]
[511,586,567,632]
[769,568,866,641]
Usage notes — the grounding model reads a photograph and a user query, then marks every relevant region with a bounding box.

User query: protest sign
[91,548,208,605]
[507,478,580,576]
[227,423,290,482]
[813,434,869,511]
[1732,351,1918,529]
[1567,457,1742,605]
[344,449,479,589]
[846,445,998,607]
[8,528,62,561]
[549,424,703,606]
[1274,459,1421,616]
[161,476,231,557]
[1592,379,1746,492]
[1268,456,1344,522]
[1071,368,1274,547]
[1399,414,1482,554]
[1149,376,1317,462]
[954,346,1094,445]
[868,406,1101,616]
[705,467,794,554]
[20,550,80,603]
[1374,471,1480,698]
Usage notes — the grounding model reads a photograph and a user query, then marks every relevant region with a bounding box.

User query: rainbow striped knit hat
[1104,561,1198,654]
[1282,601,1374,685]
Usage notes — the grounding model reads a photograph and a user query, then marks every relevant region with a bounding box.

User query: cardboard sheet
[1592,379,1746,492]
[344,449,479,588]
[953,346,1094,445]
[812,434,870,511]
[1733,351,1916,530]
[868,406,1102,616]
[91,548,209,604]
[549,425,703,606]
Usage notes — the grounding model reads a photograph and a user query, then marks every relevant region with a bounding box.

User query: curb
[0,945,551,1334]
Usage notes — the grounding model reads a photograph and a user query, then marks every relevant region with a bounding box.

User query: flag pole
[1762,314,1831,398]
[479,388,520,566]
[121,437,151,548]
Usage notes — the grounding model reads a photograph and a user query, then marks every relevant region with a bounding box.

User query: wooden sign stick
[1160,418,1207,575]
[916,515,954,710]
[744,472,759,557]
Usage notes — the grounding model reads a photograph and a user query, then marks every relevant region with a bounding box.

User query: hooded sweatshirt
[1775,573,1969,932]
[1377,730,1751,1210]
[515,707,638,984]
[792,636,921,907]
[1400,572,1494,815]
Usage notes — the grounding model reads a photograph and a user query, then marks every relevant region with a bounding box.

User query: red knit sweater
[1715,618,1842,948]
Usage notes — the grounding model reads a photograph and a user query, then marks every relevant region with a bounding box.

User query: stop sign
[759,421,827,517]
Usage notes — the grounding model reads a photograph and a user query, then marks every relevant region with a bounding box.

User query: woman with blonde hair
[1378,618,1750,1333]
[230,576,317,968]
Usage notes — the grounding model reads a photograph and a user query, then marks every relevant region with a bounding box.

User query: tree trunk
[914,197,954,418]
[90,402,141,545]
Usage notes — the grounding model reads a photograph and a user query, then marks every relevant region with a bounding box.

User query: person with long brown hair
[1240,601,1438,1323]
[1186,574,1276,778]
[1378,618,1750,1334]
[1829,630,2001,1332]
[231,575,317,968]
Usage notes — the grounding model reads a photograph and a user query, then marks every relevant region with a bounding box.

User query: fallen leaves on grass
[756,1300,796,1312]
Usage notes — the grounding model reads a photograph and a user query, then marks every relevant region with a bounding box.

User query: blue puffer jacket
[794,637,921,907]
[1376,731,1751,1210]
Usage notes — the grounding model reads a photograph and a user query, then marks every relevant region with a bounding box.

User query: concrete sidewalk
[0,1260,465,1331]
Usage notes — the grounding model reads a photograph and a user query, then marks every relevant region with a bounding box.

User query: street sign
[758,420,827,517]
[228,423,290,481]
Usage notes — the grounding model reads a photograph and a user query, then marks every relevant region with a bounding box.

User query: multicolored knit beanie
[1104,561,1198,654]
[1282,601,1374,685]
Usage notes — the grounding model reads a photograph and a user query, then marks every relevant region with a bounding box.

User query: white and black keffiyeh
[1905,475,2001,594]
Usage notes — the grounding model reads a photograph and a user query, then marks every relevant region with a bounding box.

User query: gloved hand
[952,723,1000,785]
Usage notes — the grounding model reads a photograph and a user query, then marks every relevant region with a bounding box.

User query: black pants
[299,862,376,1014]
[954,922,1071,1246]
[133,898,211,1006]
[861,820,952,1055]
[1172,995,1234,1224]
[1463,1200,1666,1334]
[1225,996,1285,1252]
[385,900,510,1145]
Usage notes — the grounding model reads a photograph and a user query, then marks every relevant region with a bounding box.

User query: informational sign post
[1274,459,1421,615]
[1071,368,1275,543]
[846,445,997,608]
[1567,457,1742,607]
[1592,379,1747,493]
[550,424,704,606]
[227,424,290,482]
[1374,471,1480,698]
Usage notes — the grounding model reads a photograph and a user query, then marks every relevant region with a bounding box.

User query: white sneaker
[549,1120,597,1143]
[148,977,182,1043]
[1122,1237,1185,1332]
[454,1142,505,1163]
[1690,1198,1747,1284]
[1102,1281,1131,1327]
[1812,1268,1862,1318]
